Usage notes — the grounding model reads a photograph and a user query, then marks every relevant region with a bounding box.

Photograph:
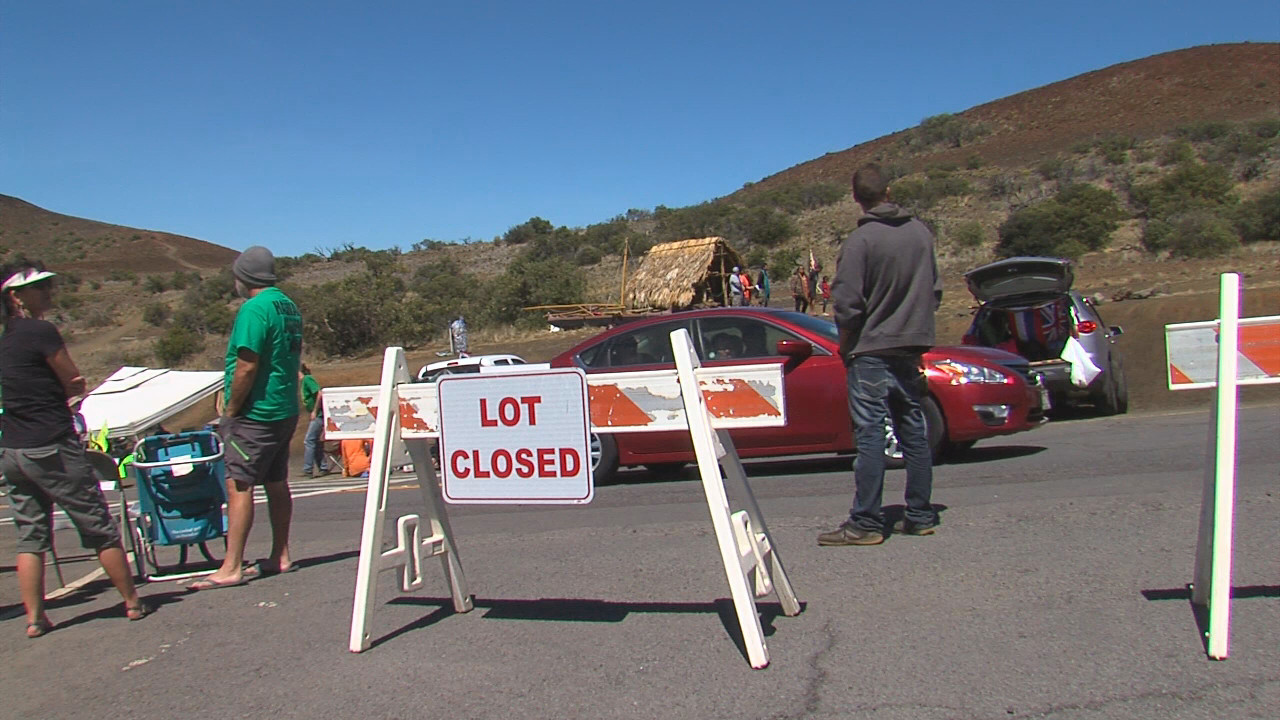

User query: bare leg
[262,481,293,571]
[96,544,142,610]
[204,478,254,583]
[17,552,49,628]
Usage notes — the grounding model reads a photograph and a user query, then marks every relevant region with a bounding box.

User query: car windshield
[776,311,838,342]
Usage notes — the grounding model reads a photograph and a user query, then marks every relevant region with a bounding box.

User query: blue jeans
[302,415,328,473]
[846,354,935,531]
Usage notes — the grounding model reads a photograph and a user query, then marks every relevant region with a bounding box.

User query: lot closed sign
[437,368,592,504]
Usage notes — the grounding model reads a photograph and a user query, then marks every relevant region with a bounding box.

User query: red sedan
[549,308,1047,483]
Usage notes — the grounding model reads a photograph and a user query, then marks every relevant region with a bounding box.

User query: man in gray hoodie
[819,163,942,546]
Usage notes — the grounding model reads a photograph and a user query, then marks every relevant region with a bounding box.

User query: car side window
[582,321,688,368]
[696,318,797,361]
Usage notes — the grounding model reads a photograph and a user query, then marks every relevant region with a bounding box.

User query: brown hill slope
[0,194,237,276]
[734,43,1280,196]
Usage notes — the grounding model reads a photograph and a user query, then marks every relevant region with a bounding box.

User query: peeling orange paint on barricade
[1169,364,1194,386]
[398,399,433,432]
[588,385,653,427]
[1240,325,1280,376]
[357,397,378,419]
[701,379,781,419]
[326,417,340,432]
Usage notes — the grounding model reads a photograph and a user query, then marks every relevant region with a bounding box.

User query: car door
[592,319,694,457]
[694,316,849,453]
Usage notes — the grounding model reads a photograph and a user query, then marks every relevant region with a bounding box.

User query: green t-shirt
[301,374,321,413]
[224,286,303,422]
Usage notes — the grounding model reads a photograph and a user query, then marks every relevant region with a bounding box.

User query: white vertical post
[1208,273,1240,660]
[1190,273,1239,661]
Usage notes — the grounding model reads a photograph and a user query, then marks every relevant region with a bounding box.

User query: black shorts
[219,415,298,486]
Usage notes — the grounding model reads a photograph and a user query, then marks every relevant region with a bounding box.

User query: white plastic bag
[1061,336,1101,388]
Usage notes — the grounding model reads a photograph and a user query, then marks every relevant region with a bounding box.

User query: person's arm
[225,347,259,417]
[46,346,87,398]
[312,388,322,420]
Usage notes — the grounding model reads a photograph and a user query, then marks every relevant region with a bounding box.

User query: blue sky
[2,1,1276,257]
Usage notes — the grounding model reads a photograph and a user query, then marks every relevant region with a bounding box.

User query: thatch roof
[627,237,744,311]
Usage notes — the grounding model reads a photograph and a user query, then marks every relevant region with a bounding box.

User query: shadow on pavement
[384,595,806,661]
[945,445,1047,465]
[1141,585,1280,657]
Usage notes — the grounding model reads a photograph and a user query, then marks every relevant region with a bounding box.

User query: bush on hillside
[1252,118,1280,139]
[1131,162,1235,218]
[1178,122,1232,142]
[154,325,202,366]
[949,220,986,248]
[1234,185,1280,243]
[574,246,602,266]
[142,301,170,327]
[145,275,167,294]
[743,183,846,214]
[1159,140,1196,166]
[996,184,1122,259]
[892,172,972,210]
[901,113,990,150]
[1143,211,1240,258]
[487,256,587,328]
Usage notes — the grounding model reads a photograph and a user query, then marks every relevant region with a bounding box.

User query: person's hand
[66,375,87,397]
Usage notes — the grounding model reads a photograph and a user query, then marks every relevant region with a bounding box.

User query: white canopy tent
[79,366,222,441]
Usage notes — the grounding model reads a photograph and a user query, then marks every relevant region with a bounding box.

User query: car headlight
[932,360,1008,385]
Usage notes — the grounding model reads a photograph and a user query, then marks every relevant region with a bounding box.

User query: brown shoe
[892,519,938,536]
[817,523,885,546]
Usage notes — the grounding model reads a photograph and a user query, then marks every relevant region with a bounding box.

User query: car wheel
[590,432,619,485]
[882,397,944,467]
[1113,354,1129,414]
[1094,355,1122,416]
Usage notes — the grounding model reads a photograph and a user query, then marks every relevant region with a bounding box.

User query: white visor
[1,269,57,291]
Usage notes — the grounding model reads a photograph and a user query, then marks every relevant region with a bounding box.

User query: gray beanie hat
[232,246,276,287]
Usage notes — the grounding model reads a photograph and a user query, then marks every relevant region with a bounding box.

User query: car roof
[422,353,524,372]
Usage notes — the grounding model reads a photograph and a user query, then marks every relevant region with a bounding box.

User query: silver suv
[962,257,1128,415]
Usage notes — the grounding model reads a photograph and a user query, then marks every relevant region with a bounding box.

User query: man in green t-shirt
[192,246,303,590]
[299,363,329,477]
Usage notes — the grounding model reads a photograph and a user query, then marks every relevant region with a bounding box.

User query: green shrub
[1148,211,1240,258]
[1178,121,1231,142]
[574,246,602,266]
[892,173,972,210]
[1097,136,1135,165]
[743,183,847,214]
[145,275,167,294]
[996,184,1122,258]
[1251,117,1280,139]
[1036,157,1065,181]
[83,308,115,328]
[903,113,990,149]
[1234,186,1280,243]
[169,271,190,290]
[949,220,986,248]
[154,326,202,365]
[1131,162,1235,218]
[142,301,170,327]
[1159,140,1196,166]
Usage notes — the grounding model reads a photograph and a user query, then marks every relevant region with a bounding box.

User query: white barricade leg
[349,348,472,653]
[405,438,472,613]
[716,429,801,617]
[671,328,775,669]
[1190,273,1240,660]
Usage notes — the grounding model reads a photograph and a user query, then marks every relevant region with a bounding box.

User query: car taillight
[1077,320,1097,334]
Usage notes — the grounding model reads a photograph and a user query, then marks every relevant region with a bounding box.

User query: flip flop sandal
[188,575,249,591]
[126,602,154,621]
[26,618,55,638]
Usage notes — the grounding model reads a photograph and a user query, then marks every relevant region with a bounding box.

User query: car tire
[1095,354,1124,416]
[1113,354,1129,414]
[590,432,619,485]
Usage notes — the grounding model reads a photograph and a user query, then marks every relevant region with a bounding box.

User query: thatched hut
[627,237,744,311]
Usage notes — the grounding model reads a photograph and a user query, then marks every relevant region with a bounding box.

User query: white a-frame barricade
[324,329,801,668]
[1164,272,1280,660]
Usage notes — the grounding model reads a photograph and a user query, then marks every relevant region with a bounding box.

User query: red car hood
[926,344,1028,367]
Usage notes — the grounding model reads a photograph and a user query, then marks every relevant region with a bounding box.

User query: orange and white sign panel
[1166,315,1280,390]
[323,365,786,438]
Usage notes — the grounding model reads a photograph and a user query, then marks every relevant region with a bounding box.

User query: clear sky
[2,1,1277,257]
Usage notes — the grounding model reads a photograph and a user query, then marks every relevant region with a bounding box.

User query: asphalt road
[1,403,1278,720]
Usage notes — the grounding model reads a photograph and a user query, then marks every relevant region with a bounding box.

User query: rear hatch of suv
[962,257,1076,388]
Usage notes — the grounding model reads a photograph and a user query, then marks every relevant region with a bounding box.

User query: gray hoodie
[831,202,942,359]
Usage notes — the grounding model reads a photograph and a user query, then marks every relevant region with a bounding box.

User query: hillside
[733,43,1279,196]
[0,194,236,275]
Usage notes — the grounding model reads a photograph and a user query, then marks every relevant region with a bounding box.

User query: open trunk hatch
[965,257,1073,304]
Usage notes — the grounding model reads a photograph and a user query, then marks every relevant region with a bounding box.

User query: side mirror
[1110,326,1124,336]
[776,339,813,359]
